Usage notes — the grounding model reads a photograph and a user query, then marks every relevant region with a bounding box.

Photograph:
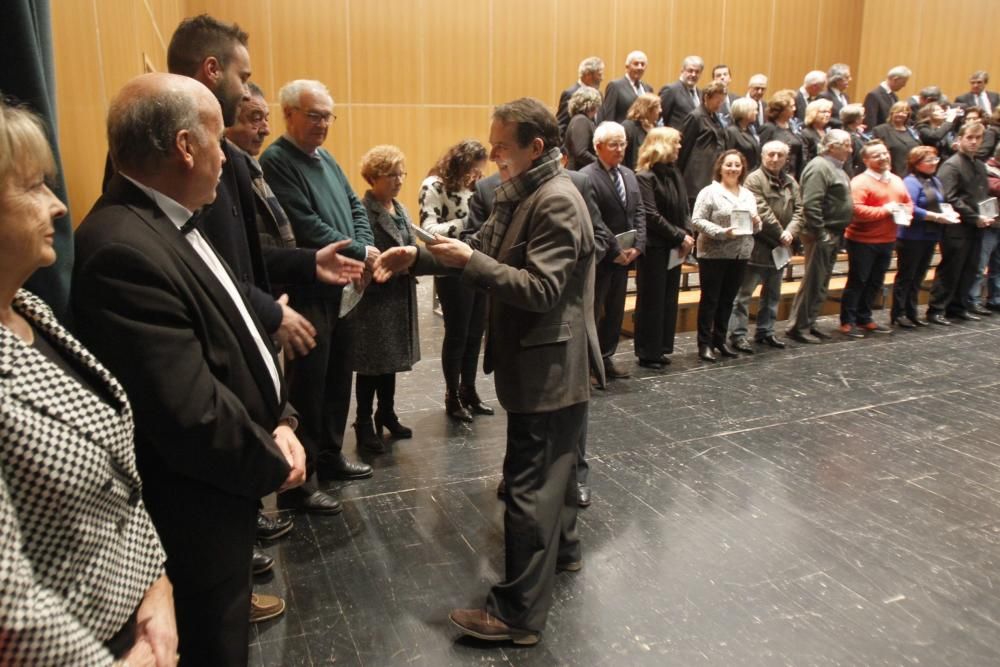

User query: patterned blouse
[417,175,474,239]
[692,181,759,260]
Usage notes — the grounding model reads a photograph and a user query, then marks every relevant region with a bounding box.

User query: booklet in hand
[411,224,437,244]
[772,245,791,270]
[667,247,684,269]
[979,197,999,220]
[616,229,637,250]
[938,202,961,224]
[731,209,753,235]
[888,202,912,227]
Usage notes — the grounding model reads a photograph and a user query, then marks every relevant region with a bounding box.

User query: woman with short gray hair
[563,87,602,170]
[725,97,762,171]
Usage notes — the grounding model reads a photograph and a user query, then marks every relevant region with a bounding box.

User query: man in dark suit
[794,70,827,124]
[712,64,739,127]
[599,50,652,123]
[580,121,646,380]
[73,73,307,666]
[956,70,999,116]
[863,65,911,129]
[556,56,604,139]
[926,121,995,324]
[908,85,944,120]
[659,55,704,129]
[744,73,769,130]
[374,98,603,645]
[819,63,851,128]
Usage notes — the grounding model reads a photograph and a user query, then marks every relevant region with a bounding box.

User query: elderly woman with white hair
[800,98,834,164]
[563,86,602,170]
[725,97,762,171]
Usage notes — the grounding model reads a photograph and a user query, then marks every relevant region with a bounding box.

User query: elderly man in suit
[795,70,827,124]
[745,73,769,130]
[660,55,704,129]
[73,72,308,666]
[820,63,851,128]
[557,56,604,138]
[581,122,647,380]
[374,98,602,646]
[956,71,999,115]
[864,65,911,129]
[599,50,652,123]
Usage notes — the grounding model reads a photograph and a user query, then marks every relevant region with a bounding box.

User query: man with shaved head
[73,72,306,665]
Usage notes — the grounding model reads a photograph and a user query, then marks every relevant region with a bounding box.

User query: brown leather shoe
[448,608,539,645]
[250,593,286,623]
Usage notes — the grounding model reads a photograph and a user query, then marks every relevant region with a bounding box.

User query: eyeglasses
[380,172,407,181]
[921,157,941,164]
[296,108,336,124]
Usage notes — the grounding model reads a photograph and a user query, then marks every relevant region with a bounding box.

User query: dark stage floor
[253,284,1000,666]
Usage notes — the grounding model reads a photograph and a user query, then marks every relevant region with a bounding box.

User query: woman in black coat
[724,97,762,172]
[634,127,694,368]
[915,103,959,160]
[872,101,920,177]
[799,98,834,164]
[622,93,661,171]
[677,80,727,207]
[759,89,805,179]
[564,86,602,170]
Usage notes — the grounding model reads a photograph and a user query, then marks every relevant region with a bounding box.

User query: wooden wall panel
[349,0,424,104]
[423,0,491,105]
[815,0,863,100]
[671,0,724,78]
[770,0,821,92]
[95,0,141,97]
[269,0,349,99]
[612,0,670,90]
[721,0,773,89]
[491,0,556,104]
[554,0,615,97]
[854,0,920,99]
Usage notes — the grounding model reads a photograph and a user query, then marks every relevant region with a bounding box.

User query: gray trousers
[787,230,843,335]
[729,262,783,340]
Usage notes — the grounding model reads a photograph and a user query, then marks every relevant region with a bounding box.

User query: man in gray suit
[659,55,704,129]
[374,98,602,646]
[556,56,604,138]
[599,50,652,123]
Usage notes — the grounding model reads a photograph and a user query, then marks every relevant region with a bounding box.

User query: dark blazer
[725,124,761,172]
[759,123,805,180]
[819,88,849,128]
[622,118,648,171]
[579,161,647,262]
[799,126,823,166]
[636,162,691,248]
[1,290,166,664]
[677,106,726,198]
[938,151,990,232]
[599,77,653,124]
[916,120,956,160]
[469,170,615,261]
[955,90,1000,111]
[794,90,822,123]
[556,82,581,138]
[872,123,921,177]
[564,114,598,171]
[863,85,897,130]
[659,81,700,129]
[73,175,292,591]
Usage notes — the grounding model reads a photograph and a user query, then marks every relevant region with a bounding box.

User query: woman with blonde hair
[872,101,920,176]
[800,98,834,164]
[633,127,694,368]
[759,89,804,178]
[622,92,661,170]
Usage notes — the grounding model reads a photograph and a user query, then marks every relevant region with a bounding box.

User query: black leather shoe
[252,546,274,575]
[951,311,981,322]
[279,489,343,515]
[257,512,293,541]
[698,344,717,362]
[759,335,786,349]
[892,316,915,329]
[809,327,832,340]
[637,358,665,369]
[926,312,951,325]
[604,360,631,379]
[731,337,755,354]
[317,452,374,480]
[577,484,592,508]
[910,315,929,327]
[374,410,413,438]
[969,304,993,316]
[714,342,739,358]
[786,329,822,344]
[459,384,495,415]
[353,420,386,454]
[987,303,1000,312]
[445,389,474,422]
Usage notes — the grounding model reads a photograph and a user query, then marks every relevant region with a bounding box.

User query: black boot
[353,419,386,454]
[375,410,413,438]
[445,389,473,422]
[459,384,494,415]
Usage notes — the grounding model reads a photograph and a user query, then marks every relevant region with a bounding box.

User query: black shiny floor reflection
[253,286,1000,666]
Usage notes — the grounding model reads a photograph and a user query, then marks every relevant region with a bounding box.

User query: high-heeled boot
[445,389,473,422]
[374,409,413,438]
[353,419,386,453]
[459,384,494,415]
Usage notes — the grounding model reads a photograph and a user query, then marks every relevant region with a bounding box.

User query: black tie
[180,209,204,236]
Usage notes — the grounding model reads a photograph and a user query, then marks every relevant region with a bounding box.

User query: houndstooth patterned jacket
[0,290,166,665]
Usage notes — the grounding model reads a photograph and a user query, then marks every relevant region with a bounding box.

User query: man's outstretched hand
[315,239,366,285]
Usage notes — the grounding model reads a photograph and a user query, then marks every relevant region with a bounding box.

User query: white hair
[748,74,768,87]
[625,51,647,66]
[887,65,912,80]
[803,70,827,87]
[818,129,851,154]
[761,140,789,155]
[681,55,704,71]
[578,56,605,78]
[593,121,626,148]
[278,79,333,110]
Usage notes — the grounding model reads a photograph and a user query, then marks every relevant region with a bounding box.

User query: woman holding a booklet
[691,150,761,361]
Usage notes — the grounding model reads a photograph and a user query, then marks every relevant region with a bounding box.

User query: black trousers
[355,373,396,421]
[929,226,982,316]
[634,246,682,359]
[593,262,629,360]
[840,240,893,325]
[435,276,486,391]
[486,401,586,633]
[892,238,937,320]
[286,291,353,465]
[696,258,746,347]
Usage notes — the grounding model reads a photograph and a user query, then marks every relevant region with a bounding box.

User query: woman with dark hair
[758,89,804,178]
[351,145,420,450]
[563,86,602,170]
[634,127,693,368]
[873,101,920,176]
[799,98,834,164]
[691,149,761,361]
[622,92,661,170]
[839,103,869,177]
[418,140,493,421]
[914,103,959,159]
[893,146,950,327]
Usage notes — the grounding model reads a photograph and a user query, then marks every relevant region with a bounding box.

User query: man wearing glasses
[261,79,379,492]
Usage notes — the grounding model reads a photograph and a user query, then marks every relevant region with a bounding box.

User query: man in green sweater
[261,79,378,491]
[786,129,855,343]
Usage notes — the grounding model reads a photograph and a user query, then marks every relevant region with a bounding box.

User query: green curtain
[0,0,74,323]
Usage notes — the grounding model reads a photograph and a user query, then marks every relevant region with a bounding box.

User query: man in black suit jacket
[711,64,739,127]
[74,73,306,666]
[819,63,851,128]
[659,55,704,129]
[955,70,1000,116]
[598,50,652,123]
[557,56,604,138]
[863,65,911,129]
[580,122,646,380]
[744,73,769,131]
[794,70,827,124]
